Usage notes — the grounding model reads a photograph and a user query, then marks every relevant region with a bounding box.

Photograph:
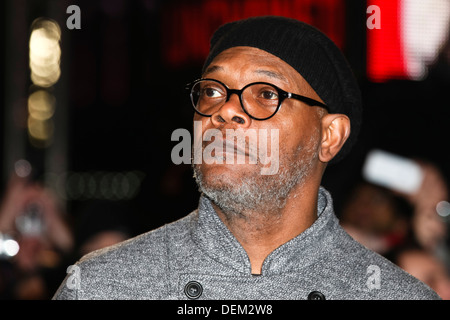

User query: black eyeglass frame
[186,78,329,121]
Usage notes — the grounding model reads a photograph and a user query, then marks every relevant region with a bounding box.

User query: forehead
[204,47,295,78]
[203,46,322,101]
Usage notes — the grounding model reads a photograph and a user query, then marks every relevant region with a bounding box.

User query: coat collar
[191,186,339,275]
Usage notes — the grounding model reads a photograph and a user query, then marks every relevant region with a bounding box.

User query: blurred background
[0,0,449,299]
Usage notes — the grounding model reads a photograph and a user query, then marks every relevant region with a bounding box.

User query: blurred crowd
[0,171,131,299]
[340,161,450,299]
[0,157,449,299]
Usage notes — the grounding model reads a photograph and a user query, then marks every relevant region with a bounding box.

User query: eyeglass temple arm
[289,92,329,111]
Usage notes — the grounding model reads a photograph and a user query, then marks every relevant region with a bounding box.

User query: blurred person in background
[0,173,73,299]
[340,181,412,255]
[340,160,449,298]
[341,161,448,256]
[404,162,448,254]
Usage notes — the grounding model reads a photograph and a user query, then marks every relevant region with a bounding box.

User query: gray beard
[192,140,318,219]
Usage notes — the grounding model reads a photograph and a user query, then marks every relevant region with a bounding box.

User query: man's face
[192,46,325,216]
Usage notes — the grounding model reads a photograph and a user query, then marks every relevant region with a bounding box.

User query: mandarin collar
[191,187,338,275]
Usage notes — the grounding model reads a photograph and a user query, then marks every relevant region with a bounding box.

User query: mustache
[203,136,251,157]
[191,125,280,175]
[201,130,272,165]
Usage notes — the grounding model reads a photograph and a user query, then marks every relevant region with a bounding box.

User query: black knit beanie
[202,16,362,164]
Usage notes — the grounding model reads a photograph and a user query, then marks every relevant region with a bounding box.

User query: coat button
[308,291,326,300]
[184,281,203,299]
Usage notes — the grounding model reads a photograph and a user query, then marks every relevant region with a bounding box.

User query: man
[54,16,440,299]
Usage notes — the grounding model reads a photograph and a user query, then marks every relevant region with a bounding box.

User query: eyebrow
[203,65,223,76]
[202,66,289,83]
[254,69,288,83]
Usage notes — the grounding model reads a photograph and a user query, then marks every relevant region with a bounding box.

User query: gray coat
[53,187,440,300]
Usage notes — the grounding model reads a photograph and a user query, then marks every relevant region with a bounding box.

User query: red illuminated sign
[366,0,450,82]
[366,0,406,82]
[161,0,346,68]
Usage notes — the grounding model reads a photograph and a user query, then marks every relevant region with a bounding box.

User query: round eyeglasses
[186,78,328,121]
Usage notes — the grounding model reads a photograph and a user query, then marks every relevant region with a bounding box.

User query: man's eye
[202,87,222,98]
[260,90,278,100]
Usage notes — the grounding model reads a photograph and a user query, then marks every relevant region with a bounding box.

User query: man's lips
[203,137,251,159]
[221,138,248,157]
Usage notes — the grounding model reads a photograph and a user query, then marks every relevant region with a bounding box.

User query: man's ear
[319,114,351,163]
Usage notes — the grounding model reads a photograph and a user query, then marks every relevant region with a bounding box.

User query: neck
[213,182,320,274]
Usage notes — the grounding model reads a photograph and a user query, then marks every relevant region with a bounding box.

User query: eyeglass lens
[190,80,279,120]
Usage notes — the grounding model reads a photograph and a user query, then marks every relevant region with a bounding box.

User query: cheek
[272,112,320,155]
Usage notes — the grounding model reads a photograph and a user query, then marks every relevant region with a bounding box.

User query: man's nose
[210,93,251,128]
